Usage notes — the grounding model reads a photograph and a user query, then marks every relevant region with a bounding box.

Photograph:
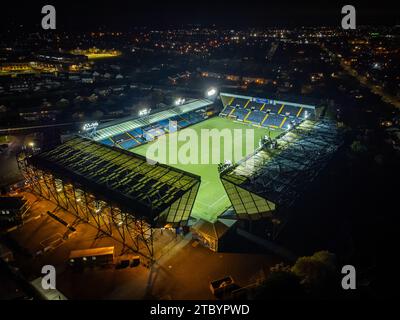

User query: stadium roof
[93,98,213,141]
[220,92,317,110]
[27,136,200,222]
[221,120,342,208]
[220,91,321,109]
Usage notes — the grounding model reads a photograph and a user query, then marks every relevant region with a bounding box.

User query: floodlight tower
[205,87,218,101]
[174,97,185,106]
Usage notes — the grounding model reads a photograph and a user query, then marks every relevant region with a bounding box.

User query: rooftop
[221,120,342,208]
[28,136,200,222]
[93,98,213,141]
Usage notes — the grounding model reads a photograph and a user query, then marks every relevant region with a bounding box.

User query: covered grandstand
[17,92,343,255]
[219,92,317,130]
[92,99,213,150]
[18,136,200,259]
[220,119,343,238]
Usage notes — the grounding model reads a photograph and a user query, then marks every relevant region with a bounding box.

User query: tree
[312,250,336,271]
[291,251,339,297]
[253,269,303,299]
[350,140,368,154]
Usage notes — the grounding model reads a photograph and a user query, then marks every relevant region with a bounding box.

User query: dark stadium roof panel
[27,136,200,220]
[221,120,343,209]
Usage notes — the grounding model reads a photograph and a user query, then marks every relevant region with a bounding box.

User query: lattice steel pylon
[17,153,155,262]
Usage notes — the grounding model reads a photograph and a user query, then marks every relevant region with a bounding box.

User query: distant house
[108,109,124,116]
[111,86,124,92]
[88,94,98,102]
[74,95,84,102]
[98,89,109,96]
[68,75,80,81]
[82,77,94,84]
[57,98,70,107]
[10,83,29,92]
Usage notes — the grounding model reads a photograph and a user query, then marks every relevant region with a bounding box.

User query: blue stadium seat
[247,110,264,124]
[100,138,114,147]
[233,108,248,121]
[158,119,170,127]
[111,132,131,143]
[128,128,143,138]
[120,139,139,150]
[220,106,233,115]
[178,120,190,128]
[264,103,281,114]
[184,110,204,124]
[232,98,248,108]
[248,101,264,111]
[262,114,285,128]
[281,104,301,117]
[135,136,146,143]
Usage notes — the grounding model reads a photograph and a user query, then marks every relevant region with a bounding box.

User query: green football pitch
[131,117,282,223]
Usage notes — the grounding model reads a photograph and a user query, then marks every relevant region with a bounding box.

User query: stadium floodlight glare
[82,122,99,131]
[175,97,185,106]
[138,108,151,116]
[206,87,217,97]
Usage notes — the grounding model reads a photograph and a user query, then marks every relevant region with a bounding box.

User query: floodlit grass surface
[132,116,282,222]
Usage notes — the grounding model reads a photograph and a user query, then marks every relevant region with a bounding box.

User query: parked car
[209,276,237,298]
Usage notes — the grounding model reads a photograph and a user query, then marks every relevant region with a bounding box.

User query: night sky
[1,0,399,31]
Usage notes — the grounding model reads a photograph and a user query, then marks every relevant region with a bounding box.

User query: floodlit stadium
[92,93,316,223]
[132,116,279,223]
[18,92,342,257]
